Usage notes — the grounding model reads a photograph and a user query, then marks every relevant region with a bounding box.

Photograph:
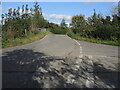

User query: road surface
[2,34,119,88]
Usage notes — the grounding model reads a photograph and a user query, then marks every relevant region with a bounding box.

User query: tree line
[71,9,120,42]
[1,2,120,46]
[1,2,50,39]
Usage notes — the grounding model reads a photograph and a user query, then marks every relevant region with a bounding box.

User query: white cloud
[49,21,70,27]
[43,13,72,20]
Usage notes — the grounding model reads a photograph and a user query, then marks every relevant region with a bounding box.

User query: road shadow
[2,49,81,88]
[78,56,119,88]
[93,61,119,88]
[2,49,119,88]
[2,49,47,88]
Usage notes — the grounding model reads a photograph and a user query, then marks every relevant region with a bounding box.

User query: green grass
[75,36,120,46]
[67,30,120,46]
[2,30,120,48]
[2,31,51,48]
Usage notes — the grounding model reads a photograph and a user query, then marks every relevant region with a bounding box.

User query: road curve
[2,34,80,58]
[1,34,119,88]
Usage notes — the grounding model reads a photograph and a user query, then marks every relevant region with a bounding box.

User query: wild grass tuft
[2,31,51,48]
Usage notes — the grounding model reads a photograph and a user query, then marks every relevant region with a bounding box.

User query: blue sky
[2,2,116,25]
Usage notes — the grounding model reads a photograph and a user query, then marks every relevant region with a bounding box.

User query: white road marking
[76,59,82,64]
[72,38,83,58]
[40,34,48,42]
[79,55,83,58]
[73,39,80,46]
[67,35,96,88]
[88,55,93,59]
[66,35,83,58]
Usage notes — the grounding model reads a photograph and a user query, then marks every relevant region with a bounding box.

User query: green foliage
[67,30,76,38]
[2,2,52,48]
[70,9,120,46]
[2,31,50,48]
[112,14,119,26]
[2,2,120,47]
[2,4,44,34]
[48,19,69,34]
[92,24,112,40]
[71,14,86,33]
[102,16,111,25]
[91,9,103,26]
[49,26,68,34]
[60,19,67,28]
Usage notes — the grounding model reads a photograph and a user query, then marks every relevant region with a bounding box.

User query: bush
[49,26,68,34]
[67,30,76,38]
[92,24,115,40]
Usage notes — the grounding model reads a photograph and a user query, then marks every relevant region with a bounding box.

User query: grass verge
[67,30,120,46]
[2,31,51,48]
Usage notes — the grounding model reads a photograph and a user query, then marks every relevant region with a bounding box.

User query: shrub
[67,30,76,38]
[92,24,115,40]
[49,26,68,34]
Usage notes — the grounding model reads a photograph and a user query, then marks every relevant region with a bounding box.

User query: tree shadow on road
[2,49,119,88]
[76,56,119,88]
[2,49,80,88]
[93,61,119,88]
[2,49,47,88]
[2,49,66,88]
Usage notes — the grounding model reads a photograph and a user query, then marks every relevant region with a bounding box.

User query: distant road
[2,34,118,67]
[2,34,80,57]
[3,34,118,57]
[2,34,119,88]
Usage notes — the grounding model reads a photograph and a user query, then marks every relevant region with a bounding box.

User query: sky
[1,2,118,25]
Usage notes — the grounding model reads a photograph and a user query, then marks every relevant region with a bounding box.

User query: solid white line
[73,39,80,46]
[66,35,73,40]
[88,55,93,59]
[40,34,49,42]
[66,35,80,46]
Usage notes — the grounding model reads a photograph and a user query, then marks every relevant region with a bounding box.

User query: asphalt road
[2,34,118,58]
[78,40,118,58]
[77,40,119,70]
[2,34,80,57]
[1,34,119,88]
